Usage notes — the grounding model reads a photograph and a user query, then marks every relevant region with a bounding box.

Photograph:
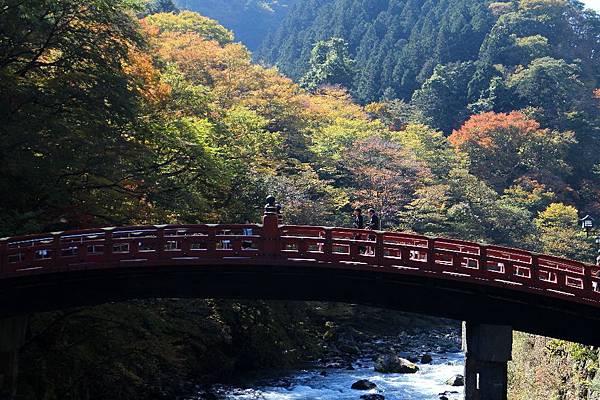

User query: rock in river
[374,354,419,373]
[445,374,464,386]
[360,394,385,400]
[420,353,433,364]
[351,379,377,390]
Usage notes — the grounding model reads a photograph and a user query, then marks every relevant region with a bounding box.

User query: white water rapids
[204,352,464,400]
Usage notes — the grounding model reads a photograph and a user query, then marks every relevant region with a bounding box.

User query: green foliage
[19,300,323,399]
[507,57,585,119]
[259,0,495,102]
[300,38,356,91]
[411,62,475,132]
[142,0,178,16]
[391,124,459,179]
[533,203,593,261]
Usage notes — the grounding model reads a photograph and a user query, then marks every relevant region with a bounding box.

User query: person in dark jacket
[353,207,364,229]
[353,207,365,254]
[366,208,380,230]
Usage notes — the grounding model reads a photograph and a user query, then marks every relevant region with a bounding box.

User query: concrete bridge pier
[0,316,27,400]
[463,322,512,400]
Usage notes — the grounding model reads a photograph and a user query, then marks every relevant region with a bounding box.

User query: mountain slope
[174,0,298,50]
[257,0,495,102]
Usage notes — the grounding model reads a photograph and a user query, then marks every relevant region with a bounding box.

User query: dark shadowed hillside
[174,0,298,50]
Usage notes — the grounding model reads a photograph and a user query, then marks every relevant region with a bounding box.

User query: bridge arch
[1,212,600,345]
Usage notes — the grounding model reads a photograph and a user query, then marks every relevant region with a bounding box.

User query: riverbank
[197,303,462,399]
[17,300,461,400]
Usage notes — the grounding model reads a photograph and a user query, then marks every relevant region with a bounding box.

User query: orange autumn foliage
[123,48,171,105]
[448,111,573,190]
[449,111,541,149]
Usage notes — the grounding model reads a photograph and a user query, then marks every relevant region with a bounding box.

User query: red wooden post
[531,254,540,288]
[324,229,333,259]
[206,228,217,258]
[375,232,385,266]
[52,234,61,270]
[104,228,114,264]
[0,239,6,274]
[262,196,280,259]
[181,234,191,257]
[426,237,436,271]
[479,245,487,272]
[156,226,165,261]
[77,242,88,264]
[583,263,593,294]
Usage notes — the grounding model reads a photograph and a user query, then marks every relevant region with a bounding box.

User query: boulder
[374,354,419,374]
[360,394,385,400]
[339,343,360,355]
[420,353,433,364]
[407,354,420,363]
[445,374,464,386]
[351,379,377,390]
[439,391,459,396]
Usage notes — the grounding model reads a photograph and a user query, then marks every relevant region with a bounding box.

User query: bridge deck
[1,220,598,307]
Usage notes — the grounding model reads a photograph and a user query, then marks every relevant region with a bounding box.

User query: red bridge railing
[1,214,599,306]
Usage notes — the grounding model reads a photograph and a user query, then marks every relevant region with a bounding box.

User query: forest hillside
[173,0,298,50]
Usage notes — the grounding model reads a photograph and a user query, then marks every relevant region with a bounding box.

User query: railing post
[181,234,190,257]
[0,239,6,274]
[479,245,487,272]
[583,263,593,293]
[104,228,114,265]
[531,254,539,288]
[156,226,165,261]
[376,232,385,266]
[324,229,333,260]
[51,234,61,270]
[77,242,88,264]
[426,237,436,271]
[261,196,280,259]
[206,228,217,258]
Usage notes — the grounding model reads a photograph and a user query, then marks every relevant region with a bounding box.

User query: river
[200,352,464,400]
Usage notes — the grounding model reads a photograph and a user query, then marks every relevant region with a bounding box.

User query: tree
[300,38,356,91]
[144,11,234,44]
[0,0,148,233]
[259,0,494,102]
[533,203,593,261]
[342,137,430,228]
[365,100,426,131]
[449,111,574,190]
[141,0,178,16]
[411,62,475,133]
[391,124,459,179]
[507,57,585,120]
[402,168,533,246]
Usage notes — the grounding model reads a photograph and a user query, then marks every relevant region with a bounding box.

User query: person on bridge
[366,208,380,231]
[353,207,364,229]
[365,209,380,255]
[352,207,365,254]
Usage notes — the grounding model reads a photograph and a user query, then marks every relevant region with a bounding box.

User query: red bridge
[1,208,600,346]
